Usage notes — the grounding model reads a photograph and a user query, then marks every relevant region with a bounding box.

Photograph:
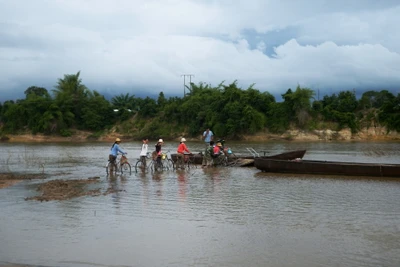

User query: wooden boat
[254,158,400,178]
[171,153,203,164]
[171,150,307,166]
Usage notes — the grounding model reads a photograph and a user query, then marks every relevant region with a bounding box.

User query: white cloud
[295,6,400,53]
[1,0,400,101]
[256,41,266,53]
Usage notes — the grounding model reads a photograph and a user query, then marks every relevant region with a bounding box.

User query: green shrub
[60,129,72,137]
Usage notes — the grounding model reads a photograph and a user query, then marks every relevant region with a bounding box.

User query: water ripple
[1,142,400,267]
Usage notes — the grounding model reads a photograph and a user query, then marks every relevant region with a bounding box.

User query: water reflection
[177,170,187,201]
[201,167,228,198]
[1,142,400,267]
[106,174,128,210]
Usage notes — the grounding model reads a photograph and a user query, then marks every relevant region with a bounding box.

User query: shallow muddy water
[1,141,400,267]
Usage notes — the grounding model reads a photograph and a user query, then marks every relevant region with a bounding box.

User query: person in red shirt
[212,142,225,165]
[177,138,190,154]
[213,142,223,156]
[177,138,191,169]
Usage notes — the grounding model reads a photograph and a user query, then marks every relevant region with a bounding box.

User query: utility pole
[181,74,194,97]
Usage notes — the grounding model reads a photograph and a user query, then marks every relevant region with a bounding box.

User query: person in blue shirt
[202,128,214,144]
[109,138,127,163]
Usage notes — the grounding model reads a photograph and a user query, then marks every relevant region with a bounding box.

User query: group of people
[108,136,190,168]
[201,128,228,167]
[108,127,226,168]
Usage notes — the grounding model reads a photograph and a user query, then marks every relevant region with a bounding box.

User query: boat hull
[254,158,400,178]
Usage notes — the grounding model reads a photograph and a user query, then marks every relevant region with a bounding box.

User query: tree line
[0,71,399,139]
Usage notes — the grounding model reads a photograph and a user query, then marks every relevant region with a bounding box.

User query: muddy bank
[1,130,109,143]
[25,177,125,202]
[1,172,126,201]
[0,173,46,189]
[2,126,400,143]
[25,177,100,201]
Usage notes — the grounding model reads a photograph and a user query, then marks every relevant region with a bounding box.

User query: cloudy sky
[1,0,400,101]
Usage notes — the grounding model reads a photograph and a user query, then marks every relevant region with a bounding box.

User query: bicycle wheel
[106,161,117,175]
[157,162,164,172]
[121,162,131,175]
[153,161,163,172]
[186,159,196,170]
[167,159,174,170]
[174,158,184,170]
[221,157,229,166]
[149,160,156,172]
[171,159,177,170]
[160,159,169,170]
[213,155,227,167]
[135,160,145,173]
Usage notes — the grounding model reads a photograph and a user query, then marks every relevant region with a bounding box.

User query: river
[1,141,400,267]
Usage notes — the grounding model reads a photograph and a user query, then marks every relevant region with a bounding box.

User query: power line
[181,74,194,97]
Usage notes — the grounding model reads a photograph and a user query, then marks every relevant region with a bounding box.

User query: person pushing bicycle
[109,138,127,163]
[139,138,149,168]
[177,137,191,169]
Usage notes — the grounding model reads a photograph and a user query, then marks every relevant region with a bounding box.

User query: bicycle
[174,153,195,170]
[225,149,240,166]
[161,150,174,170]
[106,154,132,175]
[212,153,229,166]
[135,152,152,173]
[148,150,173,172]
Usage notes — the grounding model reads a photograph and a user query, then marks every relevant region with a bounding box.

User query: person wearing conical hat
[153,138,164,165]
[212,142,224,161]
[177,137,191,169]
[109,137,127,164]
[209,141,225,165]
[155,138,163,155]
[177,137,191,154]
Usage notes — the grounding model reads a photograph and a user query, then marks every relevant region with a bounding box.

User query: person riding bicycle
[109,138,127,163]
[139,138,149,168]
[177,137,191,169]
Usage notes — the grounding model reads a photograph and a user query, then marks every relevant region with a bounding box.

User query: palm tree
[52,71,90,127]
[111,93,136,110]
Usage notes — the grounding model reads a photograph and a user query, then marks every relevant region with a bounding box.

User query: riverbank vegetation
[0,71,399,140]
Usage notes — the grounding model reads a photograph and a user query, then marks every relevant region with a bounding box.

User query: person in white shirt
[139,138,149,167]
